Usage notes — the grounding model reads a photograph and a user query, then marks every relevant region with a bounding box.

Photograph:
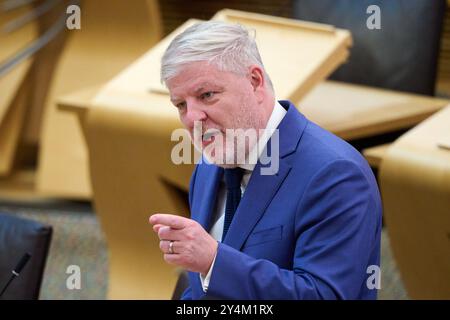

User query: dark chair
[0,213,52,300]
[171,270,189,300]
[292,0,446,95]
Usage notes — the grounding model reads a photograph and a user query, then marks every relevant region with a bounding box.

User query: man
[149,21,382,299]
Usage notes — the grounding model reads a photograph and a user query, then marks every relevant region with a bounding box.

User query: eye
[200,91,215,100]
[176,101,186,110]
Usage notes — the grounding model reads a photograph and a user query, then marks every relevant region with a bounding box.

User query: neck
[261,95,276,128]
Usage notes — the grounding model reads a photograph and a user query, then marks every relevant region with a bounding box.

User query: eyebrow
[194,86,205,95]
[193,82,216,94]
[170,82,223,103]
[197,81,226,91]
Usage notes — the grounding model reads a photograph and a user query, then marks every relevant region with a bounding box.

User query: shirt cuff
[199,251,217,292]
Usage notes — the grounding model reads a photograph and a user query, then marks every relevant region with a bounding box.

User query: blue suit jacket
[182,100,382,300]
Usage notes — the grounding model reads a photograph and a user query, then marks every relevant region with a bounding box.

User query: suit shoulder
[286,118,377,190]
[298,120,369,168]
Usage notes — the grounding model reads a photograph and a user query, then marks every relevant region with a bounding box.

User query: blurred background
[0,0,449,300]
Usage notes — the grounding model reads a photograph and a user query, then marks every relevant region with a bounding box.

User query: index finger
[149,214,190,229]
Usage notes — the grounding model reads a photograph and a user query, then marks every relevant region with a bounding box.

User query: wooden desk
[362,143,390,168]
[379,105,450,299]
[299,81,449,140]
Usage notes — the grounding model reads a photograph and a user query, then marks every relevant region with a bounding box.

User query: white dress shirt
[200,100,287,292]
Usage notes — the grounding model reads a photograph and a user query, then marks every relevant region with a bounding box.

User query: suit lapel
[223,160,291,250]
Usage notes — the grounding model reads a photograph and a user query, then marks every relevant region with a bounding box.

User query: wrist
[202,241,218,276]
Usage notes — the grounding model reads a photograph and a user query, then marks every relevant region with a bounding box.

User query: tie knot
[224,168,243,190]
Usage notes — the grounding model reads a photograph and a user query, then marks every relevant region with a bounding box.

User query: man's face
[167,61,266,167]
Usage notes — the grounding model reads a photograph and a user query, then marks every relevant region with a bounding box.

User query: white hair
[160,20,273,91]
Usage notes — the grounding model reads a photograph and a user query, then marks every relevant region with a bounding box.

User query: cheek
[206,88,254,128]
[179,113,193,130]
[211,106,235,128]
[217,94,248,120]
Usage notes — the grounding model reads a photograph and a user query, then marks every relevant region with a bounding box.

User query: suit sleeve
[205,159,381,299]
[188,165,198,210]
[180,286,193,300]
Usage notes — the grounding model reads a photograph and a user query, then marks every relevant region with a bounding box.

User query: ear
[248,65,265,91]
[248,65,266,103]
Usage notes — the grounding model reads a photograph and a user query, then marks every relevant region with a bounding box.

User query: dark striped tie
[222,168,244,242]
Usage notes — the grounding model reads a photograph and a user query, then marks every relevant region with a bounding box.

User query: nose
[183,100,207,129]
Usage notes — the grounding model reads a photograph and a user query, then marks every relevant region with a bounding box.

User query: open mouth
[202,129,221,147]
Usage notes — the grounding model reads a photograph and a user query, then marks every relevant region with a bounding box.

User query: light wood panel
[37,0,162,199]
[0,4,37,175]
[0,4,36,124]
[299,81,449,140]
[379,104,450,299]
[362,143,391,168]
[21,0,69,147]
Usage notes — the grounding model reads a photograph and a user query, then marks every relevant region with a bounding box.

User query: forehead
[167,62,233,98]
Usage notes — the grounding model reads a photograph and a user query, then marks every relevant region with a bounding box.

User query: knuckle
[163,254,170,262]
[176,241,184,252]
[188,219,196,227]
[164,254,175,264]
[158,226,170,239]
[186,231,195,241]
